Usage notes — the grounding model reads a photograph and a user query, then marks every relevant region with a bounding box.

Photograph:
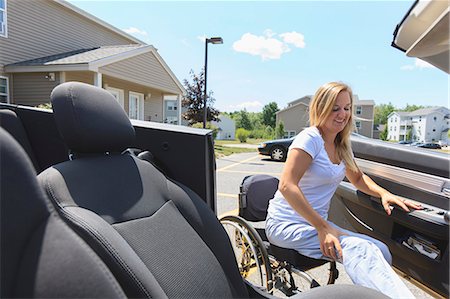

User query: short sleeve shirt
[267,126,346,224]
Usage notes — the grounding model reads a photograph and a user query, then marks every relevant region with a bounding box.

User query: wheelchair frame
[220,174,339,296]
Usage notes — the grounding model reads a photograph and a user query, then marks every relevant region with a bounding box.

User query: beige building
[276,95,375,138]
[0,0,184,124]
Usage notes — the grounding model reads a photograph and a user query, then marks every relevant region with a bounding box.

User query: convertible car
[0,0,448,298]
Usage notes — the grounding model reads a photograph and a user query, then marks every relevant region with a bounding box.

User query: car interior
[1,0,448,296]
[0,81,389,298]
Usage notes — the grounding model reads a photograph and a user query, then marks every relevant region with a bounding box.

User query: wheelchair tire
[220,215,273,292]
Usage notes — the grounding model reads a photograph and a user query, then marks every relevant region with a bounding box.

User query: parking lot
[215,152,435,298]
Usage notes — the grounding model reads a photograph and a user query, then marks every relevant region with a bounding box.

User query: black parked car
[417,143,442,149]
[258,136,295,161]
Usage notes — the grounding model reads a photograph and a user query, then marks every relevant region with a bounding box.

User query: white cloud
[123,27,148,36]
[122,27,150,43]
[279,32,305,48]
[197,35,207,43]
[224,101,264,112]
[401,58,434,71]
[233,31,293,61]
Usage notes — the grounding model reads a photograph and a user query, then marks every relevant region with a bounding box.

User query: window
[284,131,296,138]
[0,76,8,103]
[128,92,144,120]
[167,101,177,111]
[0,0,7,38]
[355,121,361,128]
[106,87,124,109]
[355,106,362,115]
[433,116,437,121]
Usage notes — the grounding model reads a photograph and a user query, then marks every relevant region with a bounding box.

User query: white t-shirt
[267,126,346,224]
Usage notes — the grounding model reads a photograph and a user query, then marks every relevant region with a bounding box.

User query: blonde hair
[309,82,358,172]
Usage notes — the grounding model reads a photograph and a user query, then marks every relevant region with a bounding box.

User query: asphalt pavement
[215,152,436,299]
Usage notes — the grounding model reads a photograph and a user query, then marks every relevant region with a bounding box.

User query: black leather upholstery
[0,128,126,298]
[39,82,388,299]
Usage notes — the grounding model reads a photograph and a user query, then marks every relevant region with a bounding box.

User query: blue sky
[70,0,448,112]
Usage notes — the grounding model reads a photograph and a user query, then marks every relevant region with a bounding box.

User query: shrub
[36,102,52,110]
[236,128,250,143]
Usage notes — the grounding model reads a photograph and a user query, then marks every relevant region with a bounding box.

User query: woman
[265,82,422,298]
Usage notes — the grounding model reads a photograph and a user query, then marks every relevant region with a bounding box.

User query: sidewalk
[221,143,258,149]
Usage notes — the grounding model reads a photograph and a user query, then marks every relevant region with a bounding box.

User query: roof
[279,94,372,114]
[7,45,144,66]
[287,96,312,107]
[354,99,375,106]
[388,107,450,118]
[54,0,145,45]
[5,45,185,93]
[408,107,449,116]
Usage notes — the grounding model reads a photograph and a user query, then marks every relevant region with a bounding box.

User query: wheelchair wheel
[220,215,273,292]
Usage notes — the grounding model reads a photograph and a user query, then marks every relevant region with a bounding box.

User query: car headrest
[51,82,135,154]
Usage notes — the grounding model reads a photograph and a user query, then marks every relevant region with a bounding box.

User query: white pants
[266,217,415,299]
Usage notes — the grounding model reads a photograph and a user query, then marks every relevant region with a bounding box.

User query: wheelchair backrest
[239,174,279,221]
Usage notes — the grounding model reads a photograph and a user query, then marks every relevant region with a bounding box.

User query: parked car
[417,143,442,149]
[258,137,295,161]
[398,140,412,145]
[409,142,423,147]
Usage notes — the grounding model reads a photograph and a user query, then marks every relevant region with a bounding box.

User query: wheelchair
[220,174,339,296]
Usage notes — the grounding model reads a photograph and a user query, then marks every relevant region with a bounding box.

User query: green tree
[406,129,412,141]
[264,126,274,139]
[262,102,279,128]
[380,125,388,141]
[275,121,285,139]
[401,104,425,112]
[235,109,253,131]
[182,69,220,125]
[374,103,395,126]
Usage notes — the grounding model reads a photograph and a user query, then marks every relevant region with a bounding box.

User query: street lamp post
[203,36,223,128]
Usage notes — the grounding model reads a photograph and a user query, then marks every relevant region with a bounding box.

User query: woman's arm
[346,163,422,215]
[279,148,344,260]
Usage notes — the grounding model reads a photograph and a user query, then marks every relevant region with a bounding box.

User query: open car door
[330,0,449,297]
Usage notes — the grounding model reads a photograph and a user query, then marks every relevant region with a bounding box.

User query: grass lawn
[214,138,262,158]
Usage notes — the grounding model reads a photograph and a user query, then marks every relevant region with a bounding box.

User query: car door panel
[330,136,449,297]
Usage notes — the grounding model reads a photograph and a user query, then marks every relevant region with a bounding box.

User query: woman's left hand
[381,193,423,215]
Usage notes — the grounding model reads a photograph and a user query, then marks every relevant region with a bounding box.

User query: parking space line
[218,208,239,219]
[217,192,237,198]
[216,155,260,172]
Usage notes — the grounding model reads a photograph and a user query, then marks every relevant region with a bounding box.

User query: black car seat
[0,108,41,171]
[0,127,126,298]
[38,82,388,299]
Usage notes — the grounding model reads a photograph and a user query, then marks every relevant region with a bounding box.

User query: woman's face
[322,91,352,135]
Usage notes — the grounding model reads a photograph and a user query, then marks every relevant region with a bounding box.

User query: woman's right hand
[317,225,345,261]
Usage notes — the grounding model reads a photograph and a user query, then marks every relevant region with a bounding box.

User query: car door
[329,134,449,297]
